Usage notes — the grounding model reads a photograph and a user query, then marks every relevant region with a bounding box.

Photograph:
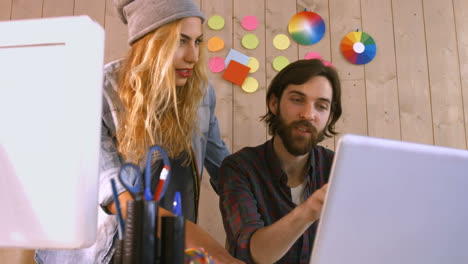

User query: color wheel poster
[341,31,377,65]
[288,11,325,45]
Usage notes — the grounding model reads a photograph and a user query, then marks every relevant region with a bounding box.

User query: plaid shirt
[219,139,333,264]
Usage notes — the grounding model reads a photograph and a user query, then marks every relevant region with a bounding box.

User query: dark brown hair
[261,59,342,138]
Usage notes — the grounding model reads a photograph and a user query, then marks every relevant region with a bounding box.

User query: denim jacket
[35,60,230,263]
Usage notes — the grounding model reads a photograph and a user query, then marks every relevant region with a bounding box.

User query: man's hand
[303,183,328,222]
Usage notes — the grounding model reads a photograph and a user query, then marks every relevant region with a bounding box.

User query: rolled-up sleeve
[98,121,126,213]
[219,155,264,263]
[98,84,136,213]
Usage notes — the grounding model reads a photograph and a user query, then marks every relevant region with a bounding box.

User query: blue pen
[110,179,125,239]
[172,191,182,217]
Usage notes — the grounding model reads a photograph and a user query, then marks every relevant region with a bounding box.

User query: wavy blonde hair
[116,19,208,165]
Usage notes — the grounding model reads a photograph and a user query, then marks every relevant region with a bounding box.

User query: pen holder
[113,239,124,264]
[161,215,185,264]
[123,200,143,264]
[142,200,159,264]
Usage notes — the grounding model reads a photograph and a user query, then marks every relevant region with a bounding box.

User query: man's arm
[184,212,245,264]
[219,156,266,263]
[249,184,327,264]
[220,154,328,263]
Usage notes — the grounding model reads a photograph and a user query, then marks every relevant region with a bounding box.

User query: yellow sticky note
[241,77,259,93]
[207,36,224,52]
[242,33,259,50]
[208,15,225,30]
[247,57,259,73]
[272,56,289,72]
[273,34,290,50]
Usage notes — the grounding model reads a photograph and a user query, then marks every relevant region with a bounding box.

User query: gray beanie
[113,0,206,45]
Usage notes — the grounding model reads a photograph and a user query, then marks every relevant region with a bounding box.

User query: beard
[276,113,325,156]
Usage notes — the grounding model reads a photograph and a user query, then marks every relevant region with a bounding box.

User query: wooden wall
[1,0,467,263]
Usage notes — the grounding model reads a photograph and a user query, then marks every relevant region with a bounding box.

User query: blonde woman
[35,0,243,263]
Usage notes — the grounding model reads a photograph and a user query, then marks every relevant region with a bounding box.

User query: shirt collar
[266,137,317,184]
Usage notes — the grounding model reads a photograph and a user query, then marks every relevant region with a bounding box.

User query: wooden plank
[103,0,128,63]
[42,0,74,18]
[0,0,12,21]
[0,249,35,264]
[265,0,297,142]
[266,0,297,85]
[232,0,266,151]
[198,168,225,244]
[329,0,364,82]
[454,0,468,148]
[201,0,233,151]
[329,0,367,137]
[198,0,233,246]
[74,0,106,27]
[10,0,43,19]
[297,0,331,61]
[392,0,433,145]
[335,80,368,135]
[297,0,335,150]
[422,0,466,149]
[361,0,400,140]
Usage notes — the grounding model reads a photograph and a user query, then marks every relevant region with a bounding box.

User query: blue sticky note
[225,48,250,67]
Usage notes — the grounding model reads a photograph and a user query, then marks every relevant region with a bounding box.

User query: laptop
[0,16,104,249]
[311,134,468,264]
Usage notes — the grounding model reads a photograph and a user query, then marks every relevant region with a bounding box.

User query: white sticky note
[225,48,250,67]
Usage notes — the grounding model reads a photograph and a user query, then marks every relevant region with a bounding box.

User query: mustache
[291,120,317,133]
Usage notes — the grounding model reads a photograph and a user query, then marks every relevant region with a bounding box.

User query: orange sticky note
[207,36,224,52]
[222,60,250,86]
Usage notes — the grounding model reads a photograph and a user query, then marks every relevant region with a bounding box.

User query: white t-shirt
[291,181,306,205]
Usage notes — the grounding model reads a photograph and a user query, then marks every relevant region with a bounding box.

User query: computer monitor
[0,16,104,249]
[311,134,468,264]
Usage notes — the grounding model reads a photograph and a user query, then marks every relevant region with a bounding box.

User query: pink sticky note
[241,15,258,31]
[208,57,225,73]
[304,52,323,60]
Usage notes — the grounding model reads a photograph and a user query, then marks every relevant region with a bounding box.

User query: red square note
[222,60,250,86]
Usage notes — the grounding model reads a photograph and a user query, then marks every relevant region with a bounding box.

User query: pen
[154,166,170,201]
[110,179,125,239]
[172,191,182,216]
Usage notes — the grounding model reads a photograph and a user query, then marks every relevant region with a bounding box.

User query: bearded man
[219,59,343,264]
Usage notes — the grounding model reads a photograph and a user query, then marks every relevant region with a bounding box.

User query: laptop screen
[0,16,104,249]
[311,134,468,264]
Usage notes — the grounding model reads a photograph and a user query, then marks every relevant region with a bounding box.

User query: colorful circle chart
[341,31,377,65]
[288,11,325,45]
